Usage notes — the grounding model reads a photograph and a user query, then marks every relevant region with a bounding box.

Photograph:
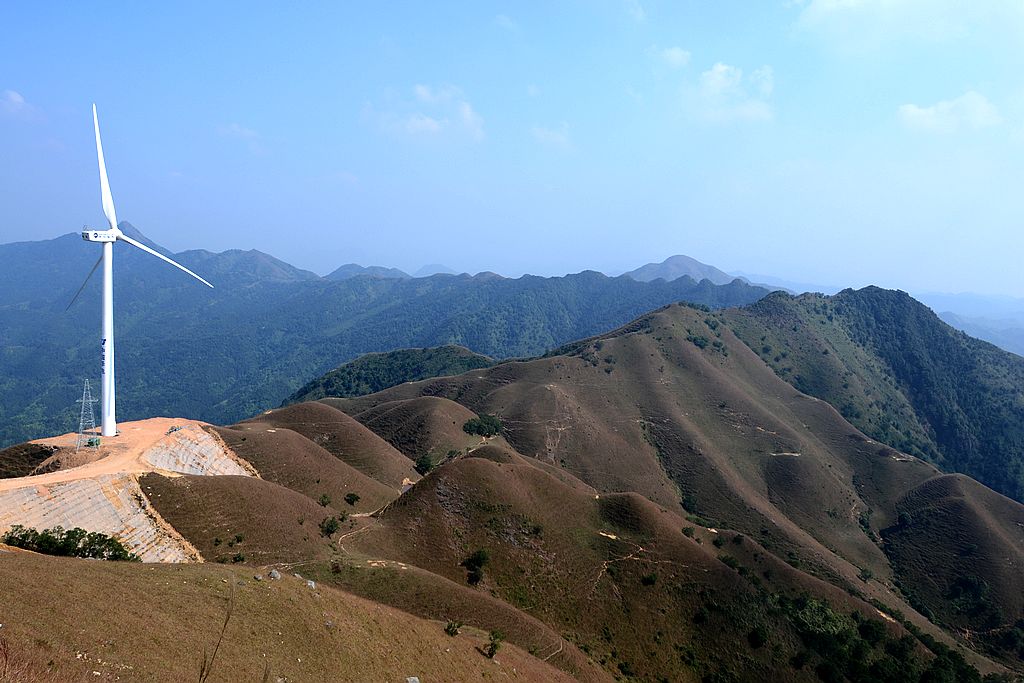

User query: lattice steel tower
[76,379,99,452]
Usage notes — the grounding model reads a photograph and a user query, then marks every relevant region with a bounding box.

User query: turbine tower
[71,105,213,438]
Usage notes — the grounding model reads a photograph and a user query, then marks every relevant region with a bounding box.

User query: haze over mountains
[320,251,1024,359]
[0,226,769,447]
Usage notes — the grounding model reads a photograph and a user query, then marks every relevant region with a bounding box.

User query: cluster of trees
[2,525,138,561]
[463,414,502,437]
[287,345,495,403]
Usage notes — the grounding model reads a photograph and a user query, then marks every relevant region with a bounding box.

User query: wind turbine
[69,104,213,438]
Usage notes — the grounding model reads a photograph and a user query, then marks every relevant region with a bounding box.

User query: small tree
[485,630,503,658]
[344,492,360,506]
[319,516,340,538]
[415,454,433,475]
[318,493,331,507]
[444,620,463,636]
[461,548,490,585]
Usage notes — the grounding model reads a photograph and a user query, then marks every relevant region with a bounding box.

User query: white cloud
[218,122,259,139]
[625,0,646,22]
[700,63,742,97]
[414,83,461,104]
[2,89,26,113]
[687,63,774,123]
[495,14,518,31]
[660,46,691,69]
[898,90,1002,133]
[532,123,571,150]
[1,90,35,119]
[372,85,484,141]
[796,0,1024,50]
[404,113,444,135]
[217,122,262,153]
[458,102,484,141]
[750,66,774,97]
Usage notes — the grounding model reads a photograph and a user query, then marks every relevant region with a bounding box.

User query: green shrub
[461,548,490,585]
[444,620,463,636]
[485,630,503,658]
[463,414,503,437]
[681,494,698,514]
[344,492,360,506]
[318,493,331,507]
[640,572,658,586]
[415,454,433,475]
[319,516,340,538]
[1,524,138,562]
[748,626,768,649]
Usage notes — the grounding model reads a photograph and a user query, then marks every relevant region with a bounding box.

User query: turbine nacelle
[82,227,121,243]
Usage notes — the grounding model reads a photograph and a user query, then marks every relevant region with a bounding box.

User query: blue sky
[1,1,1022,295]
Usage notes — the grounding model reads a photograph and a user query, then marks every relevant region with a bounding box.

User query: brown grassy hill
[332,395,481,462]
[331,448,982,682]
[209,424,396,513]
[883,475,1024,646]
[0,442,58,478]
[332,302,1024,677]
[0,549,576,682]
[241,401,419,489]
[141,473,340,565]
[336,304,926,580]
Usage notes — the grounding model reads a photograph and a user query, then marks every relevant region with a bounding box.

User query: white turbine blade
[118,234,214,288]
[92,104,118,231]
[66,254,104,310]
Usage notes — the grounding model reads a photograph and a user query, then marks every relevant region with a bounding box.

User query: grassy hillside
[725,287,1024,503]
[0,231,770,447]
[285,344,495,404]
[0,550,577,682]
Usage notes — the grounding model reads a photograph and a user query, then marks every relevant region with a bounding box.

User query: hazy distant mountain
[0,230,770,447]
[623,255,736,285]
[939,312,1024,357]
[917,291,1024,321]
[326,264,411,280]
[728,271,839,295]
[916,292,1024,357]
[414,263,457,277]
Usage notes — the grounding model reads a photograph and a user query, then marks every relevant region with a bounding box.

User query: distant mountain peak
[117,221,167,253]
[623,254,736,286]
[326,263,411,281]
[414,263,457,278]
